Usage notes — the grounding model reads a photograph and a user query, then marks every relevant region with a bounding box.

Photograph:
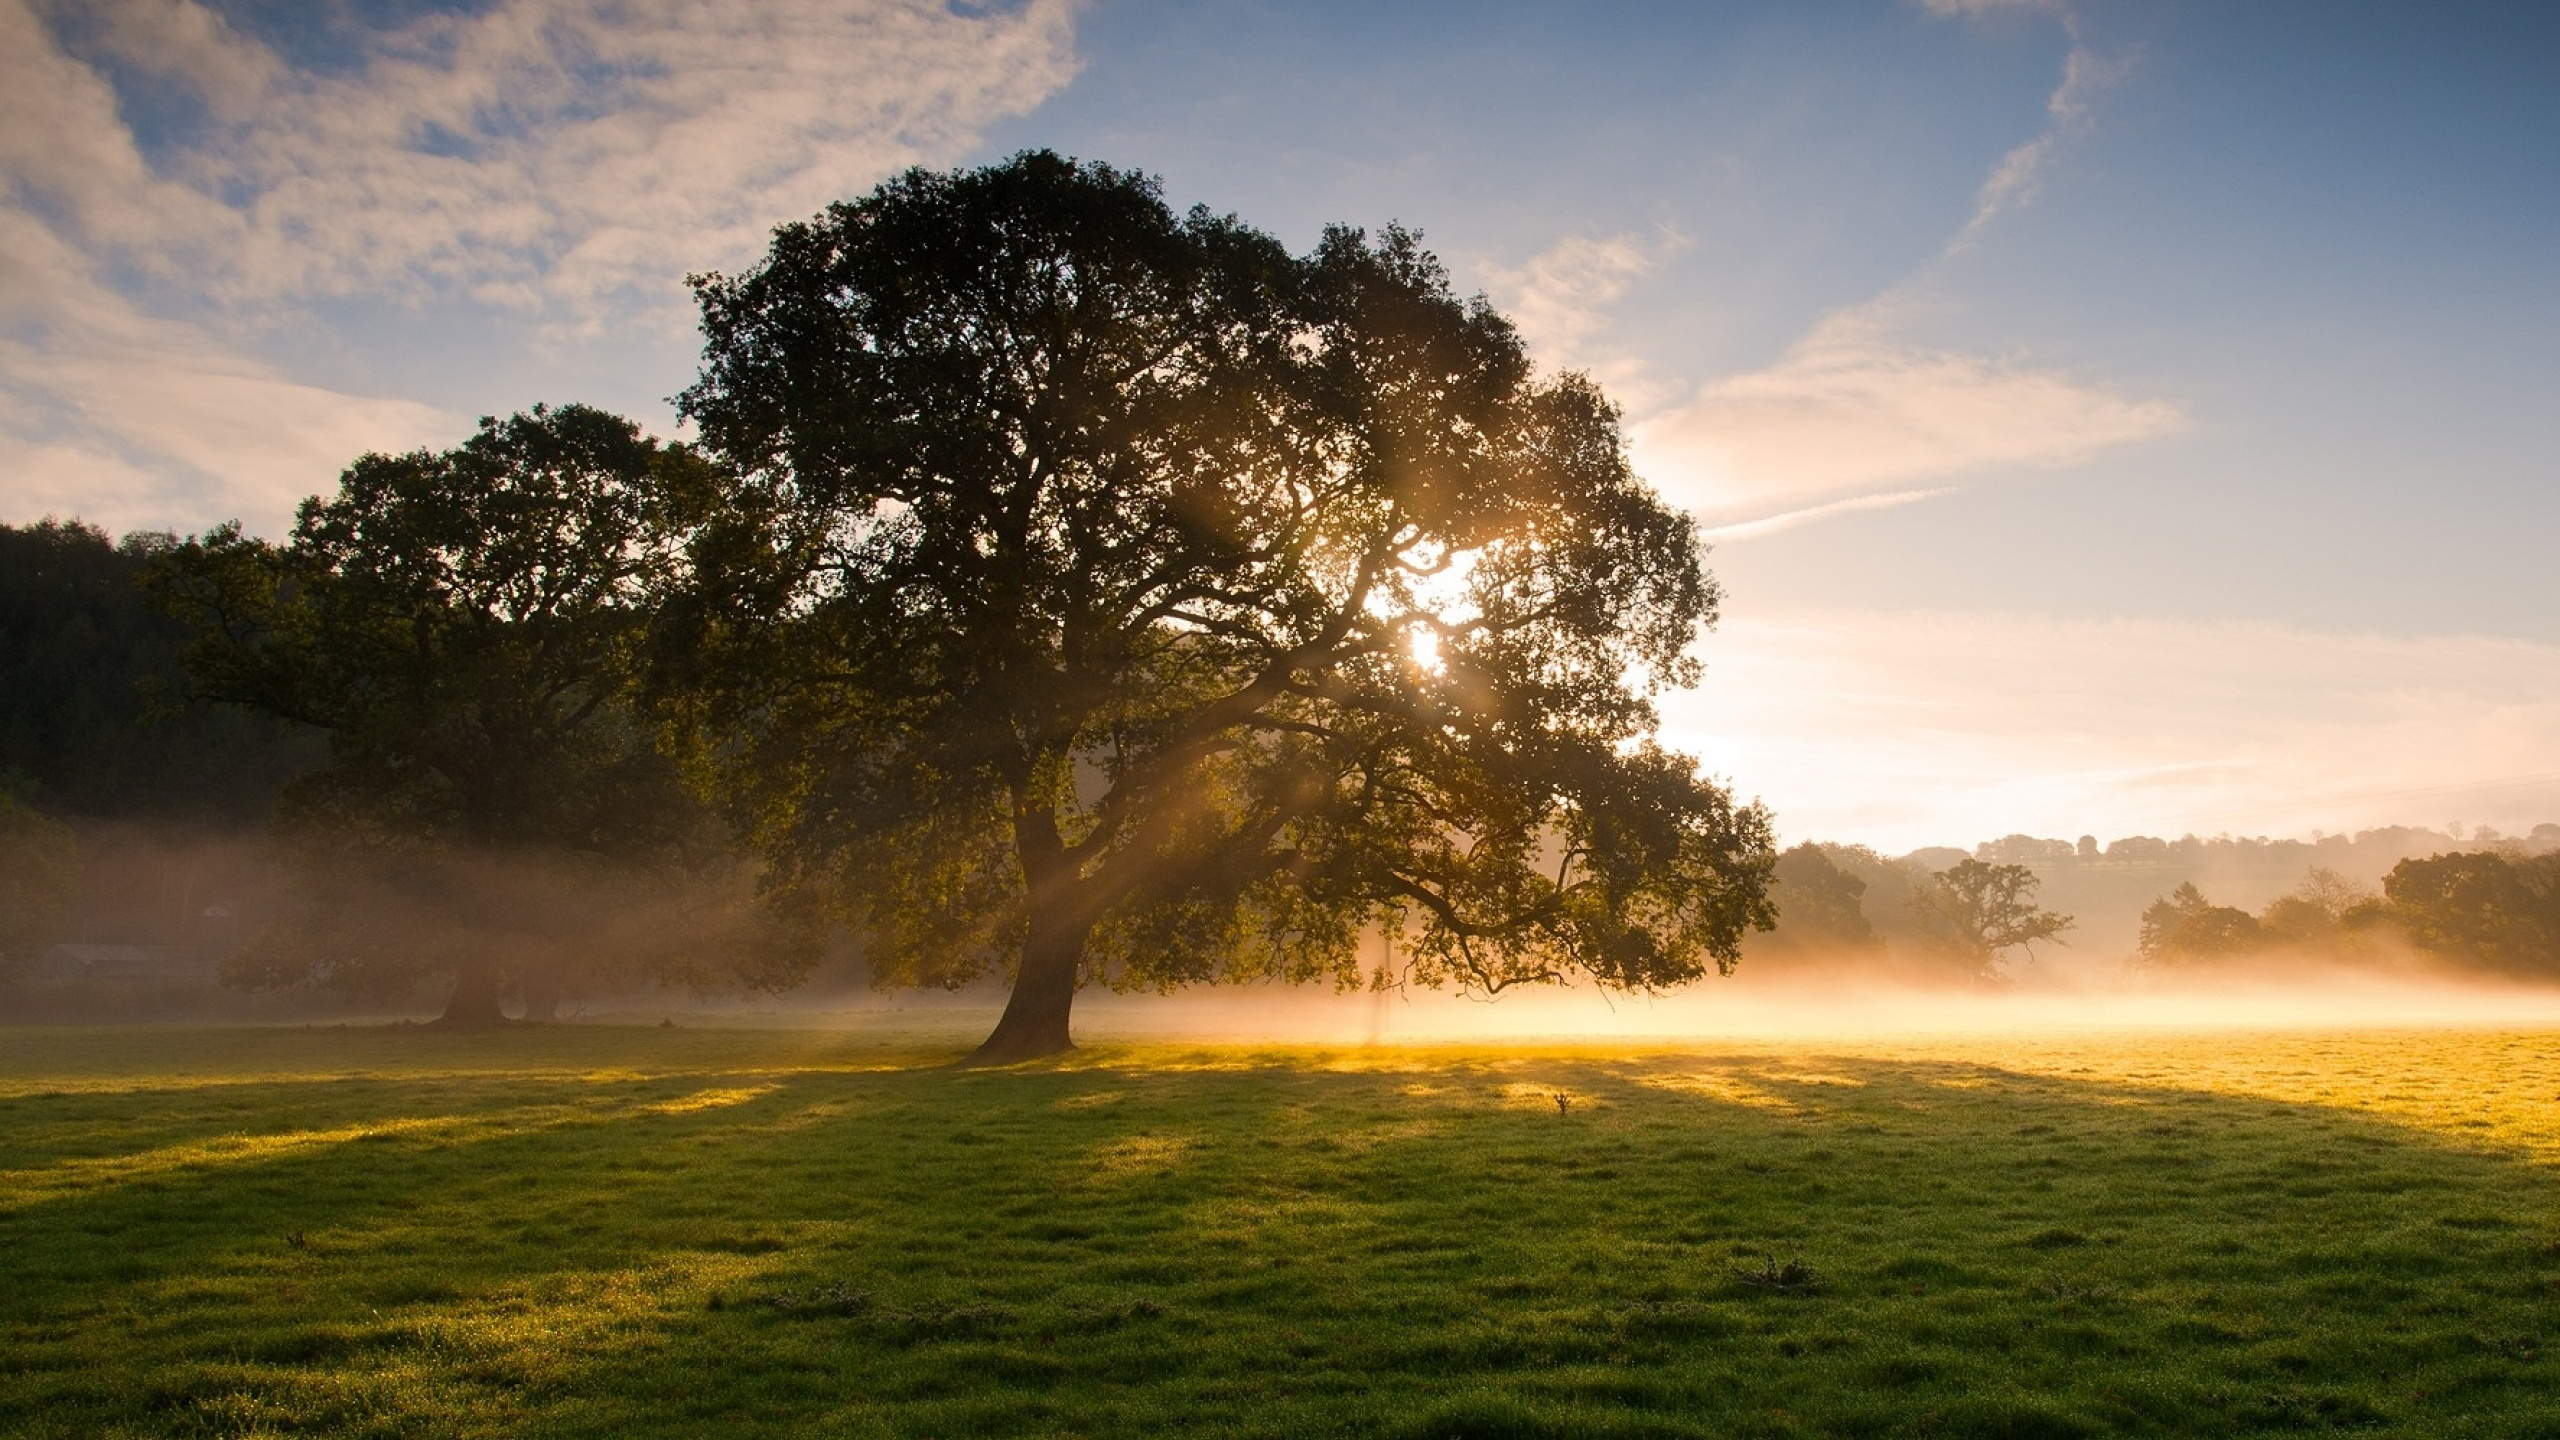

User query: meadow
[5,1019,2560,1438]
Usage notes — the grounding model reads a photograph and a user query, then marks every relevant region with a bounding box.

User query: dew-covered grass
[5,1021,2560,1437]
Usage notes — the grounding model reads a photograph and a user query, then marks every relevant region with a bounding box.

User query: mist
[825,946,2560,1051]
[11,807,2560,1036]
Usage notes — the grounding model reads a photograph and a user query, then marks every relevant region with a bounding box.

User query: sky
[4,0,2556,852]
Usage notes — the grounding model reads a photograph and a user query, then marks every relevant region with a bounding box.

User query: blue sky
[4,0,2555,848]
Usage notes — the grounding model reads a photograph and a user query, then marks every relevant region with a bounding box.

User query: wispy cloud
[1628,0,2163,529]
[0,206,450,533]
[1480,227,1688,404]
[17,0,1082,318]
[38,0,280,120]
[1634,299,2182,516]
[1952,32,2128,251]
[0,1,247,271]
[1696,486,1956,543]
[0,0,1082,532]
[1913,0,2063,21]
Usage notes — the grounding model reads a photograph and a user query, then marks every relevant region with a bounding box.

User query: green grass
[6,1022,2560,1438]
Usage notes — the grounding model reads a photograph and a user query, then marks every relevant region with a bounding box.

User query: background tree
[0,520,317,823]
[1747,842,1877,962]
[149,405,776,1023]
[2136,881,2263,965]
[2254,867,2374,948]
[0,786,79,977]
[1914,858,2072,982]
[2382,850,2560,975]
[665,152,1775,1061]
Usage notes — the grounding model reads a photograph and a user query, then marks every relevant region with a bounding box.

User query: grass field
[6,1020,2560,1438]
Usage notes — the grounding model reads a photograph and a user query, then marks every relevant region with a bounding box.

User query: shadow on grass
[3,1030,2558,1438]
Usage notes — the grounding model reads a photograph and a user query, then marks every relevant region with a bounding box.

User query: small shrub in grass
[1734,1255,1819,1292]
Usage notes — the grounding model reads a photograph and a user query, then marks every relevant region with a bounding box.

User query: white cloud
[1696,486,1955,543]
[0,207,450,534]
[1480,228,1687,402]
[1669,608,2560,854]
[38,0,281,120]
[1914,0,2063,20]
[0,0,1083,532]
[1610,0,2157,531]
[1953,41,2126,249]
[0,0,247,271]
[107,0,1083,319]
[1633,300,2182,516]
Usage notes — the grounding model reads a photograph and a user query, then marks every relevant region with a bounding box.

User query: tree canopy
[2136,882,2264,966]
[1915,858,2072,982]
[149,405,772,1022]
[663,152,1775,1060]
[2382,850,2559,974]
[1751,842,1878,960]
[0,519,316,823]
[0,787,77,974]
[2130,856,2560,975]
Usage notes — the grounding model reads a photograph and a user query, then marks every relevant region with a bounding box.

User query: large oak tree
[665,153,1774,1061]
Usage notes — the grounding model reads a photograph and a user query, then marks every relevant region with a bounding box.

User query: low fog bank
[9,815,2560,1030]
[537,954,2560,1047]
[1066,968,2560,1045]
[14,939,2560,1041]
[936,953,2560,1040]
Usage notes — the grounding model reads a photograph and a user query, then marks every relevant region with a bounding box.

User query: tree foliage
[1752,842,1878,958]
[1914,858,2072,981]
[149,406,781,1021]
[2383,850,2560,974]
[0,519,317,822]
[663,152,1774,1058]
[2134,855,2560,975]
[2136,882,2264,965]
[0,787,79,975]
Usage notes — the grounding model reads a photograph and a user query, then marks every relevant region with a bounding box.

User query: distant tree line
[2141,849,2560,977]
[1747,828,2560,986]
[0,519,319,823]
[1972,826,2560,873]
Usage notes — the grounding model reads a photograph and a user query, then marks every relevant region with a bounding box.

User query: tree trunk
[964,910,1088,1065]
[435,956,507,1027]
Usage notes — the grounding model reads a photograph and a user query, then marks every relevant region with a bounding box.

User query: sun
[1408,625,1445,675]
